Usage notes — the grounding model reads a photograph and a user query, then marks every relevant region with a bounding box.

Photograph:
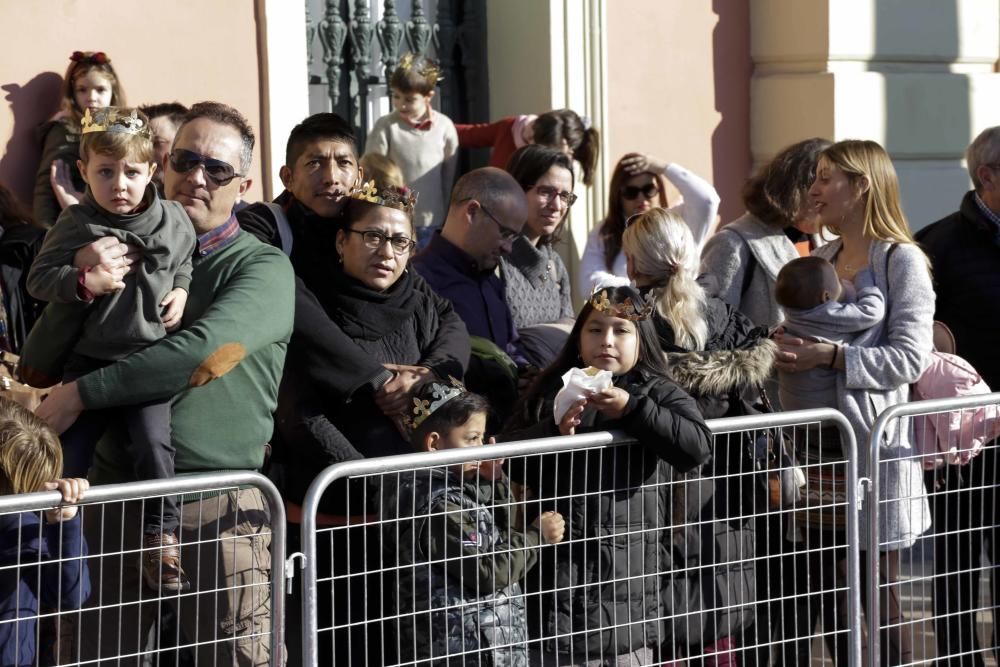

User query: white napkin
[553,367,613,424]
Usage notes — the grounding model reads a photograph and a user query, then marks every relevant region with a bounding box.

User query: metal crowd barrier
[297,408,862,667]
[0,472,285,667]
[867,392,1000,667]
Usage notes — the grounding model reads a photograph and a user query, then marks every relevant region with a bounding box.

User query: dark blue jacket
[0,512,90,667]
[412,233,527,365]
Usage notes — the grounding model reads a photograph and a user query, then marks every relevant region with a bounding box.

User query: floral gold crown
[589,287,653,321]
[405,376,467,430]
[348,180,418,215]
[398,52,444,86]
[81,107,151,139]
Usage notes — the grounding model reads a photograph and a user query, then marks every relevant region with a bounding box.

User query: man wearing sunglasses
[36,102,294,666]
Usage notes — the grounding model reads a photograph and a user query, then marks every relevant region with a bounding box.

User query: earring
[337,254,343,264]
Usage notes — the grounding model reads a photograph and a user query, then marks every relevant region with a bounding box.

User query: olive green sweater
[82,229,293,474]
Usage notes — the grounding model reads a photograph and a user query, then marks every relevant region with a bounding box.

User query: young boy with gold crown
[22,105,196,593]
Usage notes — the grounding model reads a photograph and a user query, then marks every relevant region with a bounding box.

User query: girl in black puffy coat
[505,285,714,665]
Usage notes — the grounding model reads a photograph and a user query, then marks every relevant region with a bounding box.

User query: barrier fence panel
[297,408,862,667]
[867,392,1000,667]
[0,471,286,667]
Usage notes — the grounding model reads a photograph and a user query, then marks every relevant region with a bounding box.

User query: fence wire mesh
[298,409,861,667]
[869,393,1000,667]
[0,472,285,667]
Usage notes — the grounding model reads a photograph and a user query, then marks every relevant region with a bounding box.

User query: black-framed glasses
[529,185,578,207]
[621,183,659,201]
[459,198,520,240]
[169,148,244,186]
[345,228,416,255]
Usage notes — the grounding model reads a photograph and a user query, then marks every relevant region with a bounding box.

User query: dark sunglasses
[621,183,659,201]
[169,149,243,186]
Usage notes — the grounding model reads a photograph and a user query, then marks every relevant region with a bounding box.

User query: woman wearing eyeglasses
[500,145,578,367]
[579,153,720,292]
[274,185,470,503]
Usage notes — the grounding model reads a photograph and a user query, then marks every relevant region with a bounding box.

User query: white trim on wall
[257,0,311,201]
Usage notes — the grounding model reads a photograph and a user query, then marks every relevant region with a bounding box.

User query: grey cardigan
[813,239,933,551]
[700,213,799,330]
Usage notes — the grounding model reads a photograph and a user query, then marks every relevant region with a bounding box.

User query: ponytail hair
[532,109,601,186]
[622,208,708,350]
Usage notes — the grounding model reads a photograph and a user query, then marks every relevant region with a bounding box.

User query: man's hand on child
[376,364,432,415]
[74,237,140,275]
[42,477,89,522]
[84,263,127,296]
[35,381,84,435]
[533,511,566,544]
[49,159,84,210]
[161,288,188,332]
[588,387,630,420]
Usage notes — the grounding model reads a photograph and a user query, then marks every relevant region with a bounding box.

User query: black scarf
[327,260,419,340]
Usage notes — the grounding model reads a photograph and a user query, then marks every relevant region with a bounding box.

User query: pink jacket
[912,351,1000,469]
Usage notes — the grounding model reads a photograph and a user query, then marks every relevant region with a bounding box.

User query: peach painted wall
[0,0,264,207]
[606,0,751,224]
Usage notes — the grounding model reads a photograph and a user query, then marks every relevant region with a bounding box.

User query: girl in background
[33,51,125,227]
[457,108,600,186]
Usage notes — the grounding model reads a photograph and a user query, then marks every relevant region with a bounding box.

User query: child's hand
[161,288,188,331]
[83,263,126,296]
[587,387,630,420]
[42,477,89,522]
[533,511,565,544]
[50,159,84,209]
[558,398,587,436]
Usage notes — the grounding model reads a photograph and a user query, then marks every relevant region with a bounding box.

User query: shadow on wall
[1,71,63,206]
[710,0,752,224]
[875,0,969,229]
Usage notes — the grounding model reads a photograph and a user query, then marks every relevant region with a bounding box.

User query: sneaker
[142,531,191,592]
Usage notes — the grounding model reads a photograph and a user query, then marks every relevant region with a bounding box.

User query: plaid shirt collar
[974,192,1000,232]
[196,214,241,257]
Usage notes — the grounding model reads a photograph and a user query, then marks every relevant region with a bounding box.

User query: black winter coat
[916,191,1000,389]
[504,369,712,659]
[240,196,471,513]
[650,296,778,648]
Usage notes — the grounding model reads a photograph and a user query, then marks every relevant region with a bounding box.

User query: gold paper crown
[398,52,444,85]
[405,377,467,430]
[589,287,654,322]
[348,180,418,215]
[81,107,151,139]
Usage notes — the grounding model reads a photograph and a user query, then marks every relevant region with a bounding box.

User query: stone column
[750,0,1000,229]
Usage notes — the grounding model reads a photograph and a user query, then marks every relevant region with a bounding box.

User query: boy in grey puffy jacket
[381,383,564,666]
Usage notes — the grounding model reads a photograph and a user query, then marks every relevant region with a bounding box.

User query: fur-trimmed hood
[667,338,777,397]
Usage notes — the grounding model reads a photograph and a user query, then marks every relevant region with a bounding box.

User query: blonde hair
[820,140,916,245]
[0,397,62,496]
[359,153,405,191]
[622,207,707,350]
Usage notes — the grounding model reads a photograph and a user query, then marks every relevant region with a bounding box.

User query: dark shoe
[142,531,191,592]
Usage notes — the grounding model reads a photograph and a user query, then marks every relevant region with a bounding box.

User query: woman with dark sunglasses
[579,152,720,292]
